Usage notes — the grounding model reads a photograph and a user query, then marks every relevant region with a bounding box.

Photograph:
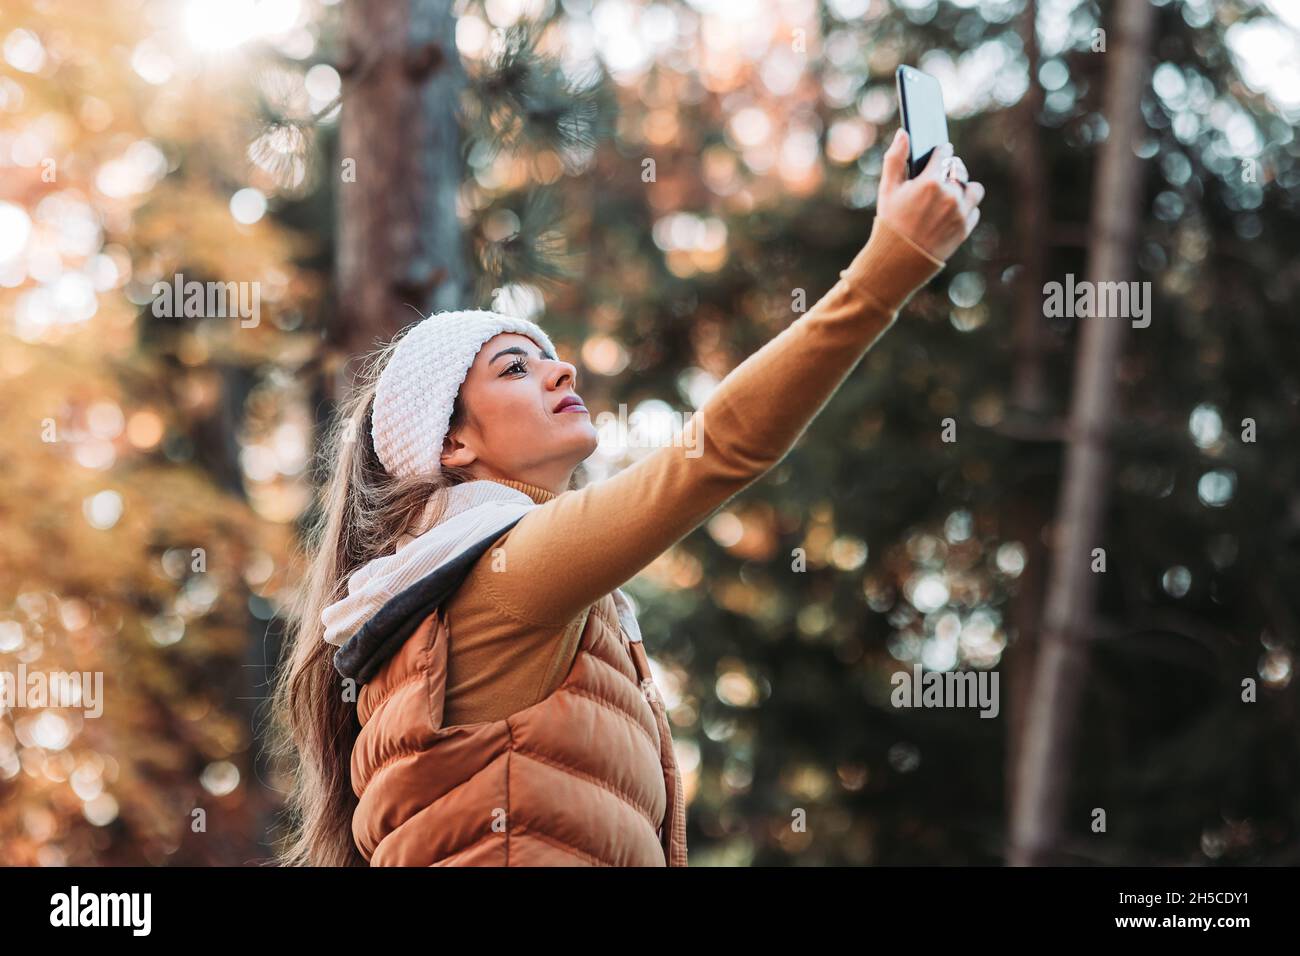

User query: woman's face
[439,332,599,488]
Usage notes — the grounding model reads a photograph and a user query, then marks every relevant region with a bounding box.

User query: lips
[554,395,588,414]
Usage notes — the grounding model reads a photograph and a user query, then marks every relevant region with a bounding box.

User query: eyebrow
[489,344,554,365]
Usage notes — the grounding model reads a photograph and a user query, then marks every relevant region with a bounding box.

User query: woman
[271,131,984,866]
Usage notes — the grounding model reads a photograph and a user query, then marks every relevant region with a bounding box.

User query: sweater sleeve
[480,215,944,630]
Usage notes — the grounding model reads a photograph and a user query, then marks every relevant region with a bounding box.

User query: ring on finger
[943,159,968,191]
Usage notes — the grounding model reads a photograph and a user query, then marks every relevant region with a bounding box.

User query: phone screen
[896,66,949,179]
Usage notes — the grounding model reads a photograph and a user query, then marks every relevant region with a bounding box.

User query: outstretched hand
[876,129,985,262]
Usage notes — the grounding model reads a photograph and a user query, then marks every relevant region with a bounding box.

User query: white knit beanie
[371,309,560,479]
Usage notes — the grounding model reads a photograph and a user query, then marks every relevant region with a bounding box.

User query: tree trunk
[1008,0,1156,866]
[186,360,279,861]
[1003,0,1050,824]
[334,0,469,390]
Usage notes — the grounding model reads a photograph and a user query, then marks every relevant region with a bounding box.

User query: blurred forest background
[1,0,1297,866]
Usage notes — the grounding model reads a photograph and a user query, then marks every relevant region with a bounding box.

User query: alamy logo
[1,664,103,718]
[594,403,703,458]
[151,272,260,327]
[891,665,1000,718]
[49,886,151,936]
[1043,273,1151,328]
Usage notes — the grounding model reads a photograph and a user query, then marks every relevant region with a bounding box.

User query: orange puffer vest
[335,524,688,866]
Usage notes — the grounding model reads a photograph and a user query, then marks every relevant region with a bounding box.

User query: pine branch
[470,186,583,308]
[464,19,607,163]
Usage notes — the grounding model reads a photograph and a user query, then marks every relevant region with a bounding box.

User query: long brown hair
[269,334,475,866]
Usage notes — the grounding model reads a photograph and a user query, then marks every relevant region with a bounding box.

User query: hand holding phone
[896,65,949,178]
[877,65,983,261]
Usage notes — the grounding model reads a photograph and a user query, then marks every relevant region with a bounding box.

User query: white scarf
[321,479,643,648]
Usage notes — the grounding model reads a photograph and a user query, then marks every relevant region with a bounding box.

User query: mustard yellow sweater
[440,216,945,726]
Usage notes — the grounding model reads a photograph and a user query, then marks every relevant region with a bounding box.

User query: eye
[501,357,528,376]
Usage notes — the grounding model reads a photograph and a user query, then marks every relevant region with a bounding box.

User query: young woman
[271,131,984,866]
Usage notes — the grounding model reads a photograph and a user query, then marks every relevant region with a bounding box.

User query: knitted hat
[371,309,559,479]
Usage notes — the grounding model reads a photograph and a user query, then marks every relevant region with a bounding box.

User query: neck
[468,462,572,501]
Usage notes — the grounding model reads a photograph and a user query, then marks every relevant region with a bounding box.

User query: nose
[548,357,579,392]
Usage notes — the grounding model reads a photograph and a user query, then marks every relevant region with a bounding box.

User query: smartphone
[895,65,949,179]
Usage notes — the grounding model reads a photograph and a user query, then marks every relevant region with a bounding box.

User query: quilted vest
[336,523,688,866]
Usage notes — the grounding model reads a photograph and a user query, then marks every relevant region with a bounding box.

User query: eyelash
[502,358,528,376]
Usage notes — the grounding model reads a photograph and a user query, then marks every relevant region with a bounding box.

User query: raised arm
[483,130,979,627]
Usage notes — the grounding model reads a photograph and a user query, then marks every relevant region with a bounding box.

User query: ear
[440,430,477,469]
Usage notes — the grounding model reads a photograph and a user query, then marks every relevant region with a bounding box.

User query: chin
[568,425,600,460]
